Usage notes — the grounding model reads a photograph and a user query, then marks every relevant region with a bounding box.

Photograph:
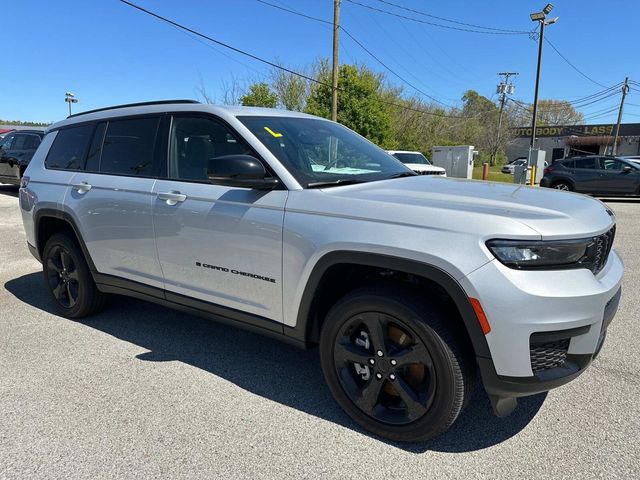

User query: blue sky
[3,0,640,124]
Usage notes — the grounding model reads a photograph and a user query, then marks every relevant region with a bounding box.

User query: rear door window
[573,157,598,169]
[45,125,93,170]
[99,117,160,176]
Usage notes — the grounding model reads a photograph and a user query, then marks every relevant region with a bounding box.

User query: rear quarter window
[45,125,93,170]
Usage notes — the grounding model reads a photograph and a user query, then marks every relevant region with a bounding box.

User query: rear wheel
[552,180,572,191]
[42,232,108,318]
[319,285,475,442]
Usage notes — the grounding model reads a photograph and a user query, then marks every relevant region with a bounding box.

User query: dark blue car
[541,155,640,195]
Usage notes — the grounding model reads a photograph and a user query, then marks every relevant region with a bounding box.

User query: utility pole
[493,72,518,165]
[529,4,558,149]
[331,0,340,122]
[612,77,629,156]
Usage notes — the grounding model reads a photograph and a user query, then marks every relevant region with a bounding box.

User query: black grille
[591,225,615,275]
[577,225,616,275]
[530,339,570,373]
[414,170,445,175]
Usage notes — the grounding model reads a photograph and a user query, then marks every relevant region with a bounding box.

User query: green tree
[240,83,278,108]
[271,68,310,111]
[305,63,392,146]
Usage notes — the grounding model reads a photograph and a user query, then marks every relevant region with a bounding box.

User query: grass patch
[472,164,513,183]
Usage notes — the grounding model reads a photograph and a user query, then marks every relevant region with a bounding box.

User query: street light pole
[530,20,545,149]
[529,4,558,149]
[64,92,78,116]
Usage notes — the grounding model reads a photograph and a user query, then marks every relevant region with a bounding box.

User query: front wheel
[319,286,475,442]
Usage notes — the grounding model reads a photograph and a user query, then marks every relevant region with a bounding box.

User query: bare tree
[195,75,215,104]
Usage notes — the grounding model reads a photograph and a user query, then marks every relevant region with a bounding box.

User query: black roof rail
[66,99,201,119]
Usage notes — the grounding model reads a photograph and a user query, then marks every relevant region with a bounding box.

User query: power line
[544,37,609,88]
[255,0,456,108]
[116,0,471,119]
[343,0,530,35]
[372,0,529,33]
[508,88,622,112]
[340,26,454,107]
[256,0,331,25]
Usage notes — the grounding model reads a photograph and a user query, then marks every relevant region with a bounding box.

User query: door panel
[152,180,286,321]
[597,158,640,194]
[65,173,164,287]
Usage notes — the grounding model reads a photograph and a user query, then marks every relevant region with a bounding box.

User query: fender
[283,250,491,359]
[33,208,98,273]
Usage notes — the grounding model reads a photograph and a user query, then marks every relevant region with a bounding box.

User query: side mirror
[207,155,279,190]
[622,165,633,173]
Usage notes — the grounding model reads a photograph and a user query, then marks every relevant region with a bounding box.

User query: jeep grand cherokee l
[19,100,623,442]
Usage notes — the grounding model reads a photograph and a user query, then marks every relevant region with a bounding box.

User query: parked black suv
[541,155,640,195]
[0,130,45,185]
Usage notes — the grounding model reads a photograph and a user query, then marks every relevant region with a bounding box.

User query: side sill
[94,273,306,349]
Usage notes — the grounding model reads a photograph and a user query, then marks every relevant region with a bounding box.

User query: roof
[49,101,323,132]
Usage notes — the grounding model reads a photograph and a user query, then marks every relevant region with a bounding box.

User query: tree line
[200,59,584,166]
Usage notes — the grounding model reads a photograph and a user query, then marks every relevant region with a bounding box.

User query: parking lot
[0,184,638,479]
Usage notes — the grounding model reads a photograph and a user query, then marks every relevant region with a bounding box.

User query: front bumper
[460,249,623,413]
[479,286,620,406]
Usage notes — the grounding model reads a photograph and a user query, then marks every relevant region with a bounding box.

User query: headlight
[486,239,593,269]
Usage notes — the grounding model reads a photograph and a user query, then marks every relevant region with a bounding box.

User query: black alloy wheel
[42,232,108,318]
[333,312,436,425]
[46,244,80,308]
[553,181,572,191]
[320,285,474,442]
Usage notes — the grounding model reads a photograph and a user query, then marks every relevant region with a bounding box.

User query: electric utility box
[528,148,546,184]
[431,145,476,179]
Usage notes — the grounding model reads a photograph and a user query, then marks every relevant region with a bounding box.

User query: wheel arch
[34,208,97,272]
[283,251,491,359]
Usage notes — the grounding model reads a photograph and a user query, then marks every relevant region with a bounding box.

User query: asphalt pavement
[1,185,638,479]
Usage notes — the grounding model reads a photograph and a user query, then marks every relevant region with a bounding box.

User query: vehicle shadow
[4,272,546,453]
[0,184,19,198]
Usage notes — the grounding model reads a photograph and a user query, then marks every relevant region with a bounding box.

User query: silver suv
[19,101,623,442]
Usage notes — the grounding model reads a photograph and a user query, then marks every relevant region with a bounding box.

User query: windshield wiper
[388,171,417,179]
[307,178,367,188]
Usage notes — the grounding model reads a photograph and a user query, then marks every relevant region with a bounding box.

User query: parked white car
[386,150,447,176]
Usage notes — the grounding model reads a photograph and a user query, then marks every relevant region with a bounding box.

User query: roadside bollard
[530,166,537,186]
[482,163,489,181]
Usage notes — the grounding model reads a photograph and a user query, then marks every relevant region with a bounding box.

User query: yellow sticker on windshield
[264,126,283,138]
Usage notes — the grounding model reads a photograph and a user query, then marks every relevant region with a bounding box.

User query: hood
[312,176,614,240]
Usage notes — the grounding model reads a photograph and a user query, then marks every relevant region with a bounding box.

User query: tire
[319,285,475,442]
[42,232,108,318]
[552,180,572,191]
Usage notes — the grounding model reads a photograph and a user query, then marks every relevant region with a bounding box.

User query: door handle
[157,191,187,206]
[72,182,92,194]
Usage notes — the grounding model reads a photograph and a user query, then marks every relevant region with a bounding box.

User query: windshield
[237,116,412,187]
[392,152,431,165]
